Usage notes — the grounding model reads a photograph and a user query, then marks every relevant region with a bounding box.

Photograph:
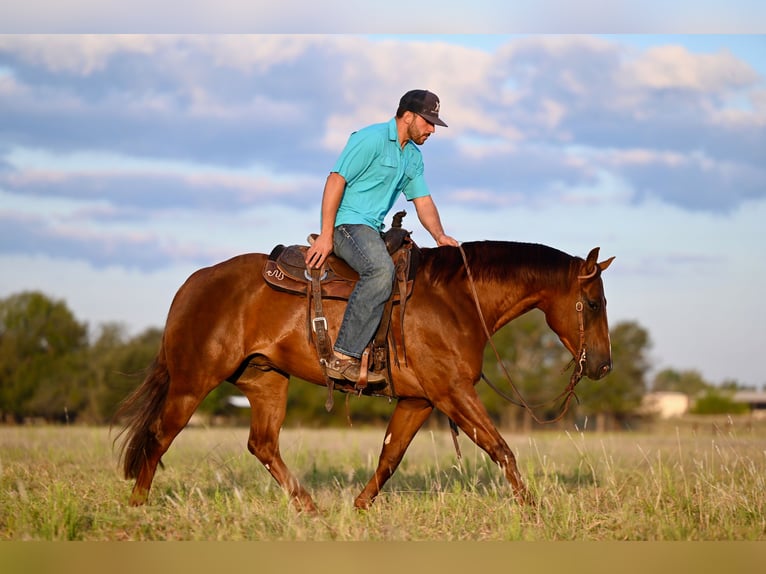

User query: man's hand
[436,234,459,247]
[305,173,345,269]
[412,196,459,248]
[305,232,334,269]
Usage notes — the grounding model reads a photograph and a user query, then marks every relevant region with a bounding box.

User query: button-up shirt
[331,117,430,230]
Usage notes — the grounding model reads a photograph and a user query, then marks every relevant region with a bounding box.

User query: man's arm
[412,195,459,247]
[305,172,346,269]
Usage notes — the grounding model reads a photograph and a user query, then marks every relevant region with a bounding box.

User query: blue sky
[0,32,764,387]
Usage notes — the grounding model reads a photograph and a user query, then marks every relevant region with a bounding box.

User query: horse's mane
[420,241,576,290]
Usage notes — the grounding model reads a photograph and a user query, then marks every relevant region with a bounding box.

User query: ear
[598,256,615,273]
[585,247,600,270]
[578,248,615,280]
[578,247,600,280]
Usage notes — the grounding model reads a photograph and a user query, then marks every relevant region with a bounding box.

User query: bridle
[458,244,590,425]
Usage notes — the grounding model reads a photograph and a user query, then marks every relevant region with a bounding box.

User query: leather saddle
[261,211,418,406]
[263,233,415,300]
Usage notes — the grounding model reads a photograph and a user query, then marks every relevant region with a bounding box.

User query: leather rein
[458,244,588,425]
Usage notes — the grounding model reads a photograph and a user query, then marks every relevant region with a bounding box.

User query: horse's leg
[354,397,433,510]
[434,387,532,505]
[237,370,317,513]
[128,370,215,506]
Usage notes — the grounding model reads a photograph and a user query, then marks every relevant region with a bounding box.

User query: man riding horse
[115,90,615,511]
[305,89,459,384]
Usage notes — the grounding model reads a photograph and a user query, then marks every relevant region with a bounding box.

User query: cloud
[1,34,765,270]
[0,36,347,169]
[618,150,765,212]
[0,34,159,74]
[624,44,759,92]
[0,209,227,269]
[0,160,322,211]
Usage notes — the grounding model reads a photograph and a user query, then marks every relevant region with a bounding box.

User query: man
[305,89,459,384]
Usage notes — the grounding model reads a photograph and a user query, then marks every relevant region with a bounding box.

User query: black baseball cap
[398,89,448,127]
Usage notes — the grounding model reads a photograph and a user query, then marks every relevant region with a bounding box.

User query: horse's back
[165,252,273,346]
[184,252,268,285]
[170,253,268,305]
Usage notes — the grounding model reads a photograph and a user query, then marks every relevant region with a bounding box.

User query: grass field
[1,419,765,541]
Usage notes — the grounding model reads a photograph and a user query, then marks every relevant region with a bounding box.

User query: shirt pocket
[397,161,420,192]
[372,154,400,188]
[380,154,399,170]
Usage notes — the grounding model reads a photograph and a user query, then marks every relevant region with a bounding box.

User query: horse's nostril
[600,363,612,377]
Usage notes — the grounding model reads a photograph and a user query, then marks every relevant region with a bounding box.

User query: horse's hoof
[353,496,374,511]
[293,498,319,515]
[128,486,149,506]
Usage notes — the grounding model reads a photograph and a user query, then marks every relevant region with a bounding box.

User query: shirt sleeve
[331,130,378,184]
[402,151,430,200]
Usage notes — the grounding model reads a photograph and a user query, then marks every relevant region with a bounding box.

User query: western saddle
[262,211,418,410]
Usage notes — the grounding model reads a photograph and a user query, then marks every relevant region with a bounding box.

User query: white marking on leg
[385,433,392,445]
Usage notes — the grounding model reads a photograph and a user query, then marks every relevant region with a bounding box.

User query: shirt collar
[388,116,415,153]
[387,117,398,142]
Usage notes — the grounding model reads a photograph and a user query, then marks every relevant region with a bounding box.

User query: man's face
[406,112,436,145]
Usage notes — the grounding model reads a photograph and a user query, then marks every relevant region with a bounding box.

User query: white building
[640,392,690,419]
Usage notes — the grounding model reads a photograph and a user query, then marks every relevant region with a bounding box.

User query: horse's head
[546,247,615,381]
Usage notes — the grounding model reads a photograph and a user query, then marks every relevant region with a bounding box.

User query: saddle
[262,211,419,408]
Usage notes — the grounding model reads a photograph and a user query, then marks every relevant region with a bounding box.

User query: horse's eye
[587,299,600,311]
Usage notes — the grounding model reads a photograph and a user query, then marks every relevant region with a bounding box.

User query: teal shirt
[331,117,430,230]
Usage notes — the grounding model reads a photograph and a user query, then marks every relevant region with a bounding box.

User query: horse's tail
[112,350,171,480]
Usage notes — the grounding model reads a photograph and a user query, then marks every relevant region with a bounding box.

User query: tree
[652,368,709,396]
[575,320,651,430]
[691,388,749,415]
[480,310,575,429]
[91,325,163,423]
[0,291,89,422]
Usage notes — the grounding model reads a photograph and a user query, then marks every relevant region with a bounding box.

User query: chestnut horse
[115,241,614,510]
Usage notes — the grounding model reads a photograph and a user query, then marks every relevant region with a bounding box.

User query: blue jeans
[333,224,395,358]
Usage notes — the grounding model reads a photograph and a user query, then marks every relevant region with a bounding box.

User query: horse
[115,240,614,511]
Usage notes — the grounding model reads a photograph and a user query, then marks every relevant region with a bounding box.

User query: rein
[458,244,587,425]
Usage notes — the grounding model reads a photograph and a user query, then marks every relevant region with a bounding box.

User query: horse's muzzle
[594,361,612,380]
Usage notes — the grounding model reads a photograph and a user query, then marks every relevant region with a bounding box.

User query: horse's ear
[578,247,600,279]
[579,247,614,280]
[585,247,600,269]
[598,256,615,273]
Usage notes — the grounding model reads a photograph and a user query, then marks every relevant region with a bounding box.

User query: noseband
[571,299,587,381]
[458,244,588,425]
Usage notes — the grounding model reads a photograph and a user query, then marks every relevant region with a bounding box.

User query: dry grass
[1,421,765,541]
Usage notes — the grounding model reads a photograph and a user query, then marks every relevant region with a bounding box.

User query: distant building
[733,391,766,417]
[228,396,250,408]
[640,392,690,419]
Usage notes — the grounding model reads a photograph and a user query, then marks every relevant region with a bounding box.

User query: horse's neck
[469,272,550,335]
[421,243,571,335]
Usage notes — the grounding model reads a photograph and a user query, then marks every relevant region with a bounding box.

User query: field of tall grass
[1,418,765,541]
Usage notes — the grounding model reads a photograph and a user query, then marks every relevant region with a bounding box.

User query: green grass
[1,421,765,540]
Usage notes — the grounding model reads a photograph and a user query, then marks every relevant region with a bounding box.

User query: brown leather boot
[325,357,385,384]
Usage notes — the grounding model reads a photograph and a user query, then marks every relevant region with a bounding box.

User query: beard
[408,126,431,145]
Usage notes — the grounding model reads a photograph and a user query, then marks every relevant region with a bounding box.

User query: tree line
[0,290,748,428]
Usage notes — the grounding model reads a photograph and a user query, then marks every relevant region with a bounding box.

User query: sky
[0,29,764,387]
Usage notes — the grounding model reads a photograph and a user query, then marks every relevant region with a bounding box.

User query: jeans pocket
[337,225,352,240]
